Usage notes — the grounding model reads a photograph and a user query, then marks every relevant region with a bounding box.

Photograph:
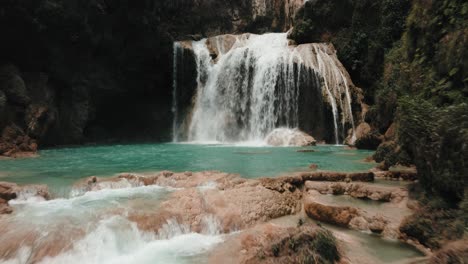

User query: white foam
[175,33,356,144]
[33,216,223,264]
[8,185,171,226]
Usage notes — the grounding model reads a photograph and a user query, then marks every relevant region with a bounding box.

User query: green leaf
[449,68,459,76]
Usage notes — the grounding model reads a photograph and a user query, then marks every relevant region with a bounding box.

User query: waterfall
[173,33,358,144]
[172,42,182,142]
[310,45,357,144]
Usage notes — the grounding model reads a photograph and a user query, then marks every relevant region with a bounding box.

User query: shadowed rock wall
[0,0,305,154]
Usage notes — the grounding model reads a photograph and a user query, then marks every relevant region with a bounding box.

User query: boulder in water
[304,198,360,227]
[265,128,317,147]
[309,164,319,170]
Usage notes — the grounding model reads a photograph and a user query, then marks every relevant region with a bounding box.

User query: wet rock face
[0,65,30,106]
[0,182,50,214]
[0,124,38,157]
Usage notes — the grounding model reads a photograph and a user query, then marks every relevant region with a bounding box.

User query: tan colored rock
[265,128,316,147]
[369,216,387,234]
[309,164,318,170]
[304,198,359,227]
[1,181,49,200]
[349,122,383,149]
[209,223,341,264]
[206,34,240,60]
[384,123,397,140]
[157,180,302,233]
[0,198,12,214]
[0,182,17,200]
[349,216,369,231]
[356,122,372,138]
[75,171,301,233]
[299,171,374,182]
[304,181,407,203]
[373,166,418,181]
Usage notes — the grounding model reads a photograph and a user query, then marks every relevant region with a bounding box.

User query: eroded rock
[209,223,341,264]
[304,197,359,227]
[304,181,408,202]
[298,171,374,182]
[0,181,50,214]
[73,171,302,233]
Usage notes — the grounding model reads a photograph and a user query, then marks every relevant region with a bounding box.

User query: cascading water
[172,43,182,142]
[173,33,358,144]
[0,184,224,264]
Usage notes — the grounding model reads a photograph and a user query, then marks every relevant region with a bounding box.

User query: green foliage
[311,229,340,263]
[374,141,398,167]
[400,205,466,248]
[265,228,340,263]
[367,0,468,208]
[292,0,467,248]
[290,0,411,101]
[271,243,280,257]
[403,0,468,103]
[397,98,468,204]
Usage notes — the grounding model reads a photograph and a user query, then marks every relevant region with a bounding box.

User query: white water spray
[172,42,183,142]
[173,33,357,144]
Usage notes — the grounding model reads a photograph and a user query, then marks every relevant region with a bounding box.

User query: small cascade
[172,43,183,142]
[173,33,359,144]
[309,44,357,144]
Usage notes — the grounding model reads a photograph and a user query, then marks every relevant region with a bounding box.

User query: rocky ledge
[305,181,407,202]
[0,182,50,214]
[73,171,303,233]
[210,224,341,264]
[304,196,397,236]
[0,169,428,263]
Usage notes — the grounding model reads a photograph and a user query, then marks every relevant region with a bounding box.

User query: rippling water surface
[0,143,374,194]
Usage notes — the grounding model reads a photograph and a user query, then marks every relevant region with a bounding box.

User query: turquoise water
[0,143,374,194]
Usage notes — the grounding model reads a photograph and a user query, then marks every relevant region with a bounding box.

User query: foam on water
[2,184,224,264]
[7,184,171,228]
[2,216,224,264]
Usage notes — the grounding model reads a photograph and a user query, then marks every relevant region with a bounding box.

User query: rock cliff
[0,0,306,154]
